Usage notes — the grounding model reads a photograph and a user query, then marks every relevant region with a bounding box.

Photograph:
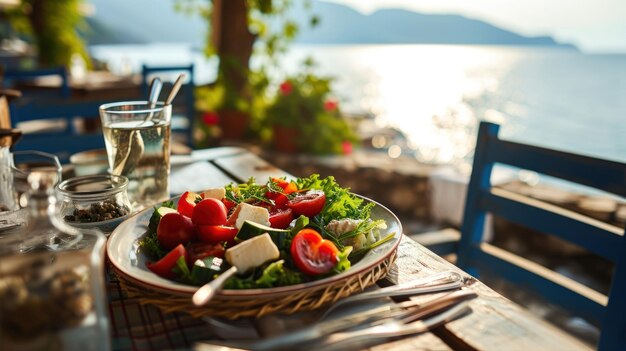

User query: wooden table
[110,146,592,351]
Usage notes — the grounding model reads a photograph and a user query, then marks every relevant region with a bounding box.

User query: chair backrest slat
[10,99,113,162]
[3,67,71,98]
[487,138,626,197]
[12,100,103,122]
[458,121,626,350]
[482,189,622,261]
[474,243,606,324]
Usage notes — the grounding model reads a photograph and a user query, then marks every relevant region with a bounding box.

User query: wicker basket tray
[115,249,397,319]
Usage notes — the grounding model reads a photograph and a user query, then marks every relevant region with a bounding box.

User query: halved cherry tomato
[147,244,187,279]
[286,190,326,217]
[197,225,238,245]
[266,178,298,207]
[222,198,237,211]
[269,207,294,229]
[157,212,197,250]
[191,198,228,226]
[186,242,225,267]
[290,229,339,276]
[271,177,298,194]
[177,191,202,218]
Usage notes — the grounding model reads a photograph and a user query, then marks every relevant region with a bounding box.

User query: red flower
[202,112,219,126]
[279,81,293,96]
[324,99,338,112]
[342,141,353,155]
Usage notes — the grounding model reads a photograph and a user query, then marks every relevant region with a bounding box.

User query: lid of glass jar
[57,174,128,197]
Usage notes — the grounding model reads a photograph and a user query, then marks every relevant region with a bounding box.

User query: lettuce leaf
[332,246,353,274]
[223,260,304,289]
[296,174,373,223]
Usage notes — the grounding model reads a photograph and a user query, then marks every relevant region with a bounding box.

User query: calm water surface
[90,44,626,168]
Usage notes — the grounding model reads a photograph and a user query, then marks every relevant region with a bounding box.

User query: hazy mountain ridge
[85,0,575,49]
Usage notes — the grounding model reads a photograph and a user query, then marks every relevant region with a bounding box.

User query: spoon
[112,78,162,176]
[143,77,163,124]
[165,73,186,106]
[192,266,238,306]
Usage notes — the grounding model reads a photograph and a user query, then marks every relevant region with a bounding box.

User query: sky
[328,0,626,53]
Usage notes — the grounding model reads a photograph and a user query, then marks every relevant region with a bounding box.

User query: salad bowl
[106,194,402,318]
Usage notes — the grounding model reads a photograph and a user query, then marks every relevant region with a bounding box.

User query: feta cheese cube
[202,187,226,200]
[227,203,271,229]
[225,233,279,272]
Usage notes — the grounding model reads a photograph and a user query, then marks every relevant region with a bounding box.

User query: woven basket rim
[116,249,398,319]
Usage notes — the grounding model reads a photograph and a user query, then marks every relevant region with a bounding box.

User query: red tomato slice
[177,191,201,218]
[286,190,326,217]
[186,242,225,267]
[147,244,187,279]
[197,225,238,245]
[290,229,339,275]
[191,198,228,226]
[269,207,293,229]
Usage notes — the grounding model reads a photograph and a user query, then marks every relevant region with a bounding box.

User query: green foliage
[4,0,90,67]
[265,65,359,154]
[178,0,356,154]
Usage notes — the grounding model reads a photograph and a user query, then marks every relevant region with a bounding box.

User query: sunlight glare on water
[284,45,523,166]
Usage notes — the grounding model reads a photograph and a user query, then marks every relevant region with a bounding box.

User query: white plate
[106,194,402,298]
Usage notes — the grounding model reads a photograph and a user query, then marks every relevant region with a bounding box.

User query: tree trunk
[211,0,255,104]
[27,0,48,66]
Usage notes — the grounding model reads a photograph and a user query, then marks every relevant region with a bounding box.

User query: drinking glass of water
[99,102,172,211]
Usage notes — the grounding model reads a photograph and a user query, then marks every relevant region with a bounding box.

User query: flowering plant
[265,71,358,154]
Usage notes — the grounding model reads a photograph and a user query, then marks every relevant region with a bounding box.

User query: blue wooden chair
[9,98,115,163]
[2,66,71,98]
[457,121,626,350]
[141,64,195,149]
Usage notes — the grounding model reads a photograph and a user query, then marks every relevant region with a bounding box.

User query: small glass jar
[57,175,132,234]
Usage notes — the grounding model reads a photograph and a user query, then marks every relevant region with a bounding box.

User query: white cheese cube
[225,233,279,272]
[202,187,226,200]
[228,203,271,229]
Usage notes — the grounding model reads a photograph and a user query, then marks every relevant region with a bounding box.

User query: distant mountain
[86,0,206,45]
[295,4,575,48]
[85,0,575,49]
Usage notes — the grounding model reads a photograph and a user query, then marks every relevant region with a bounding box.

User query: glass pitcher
[0,167,110,351]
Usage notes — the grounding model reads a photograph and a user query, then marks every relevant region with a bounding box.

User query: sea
[89,44,626,173]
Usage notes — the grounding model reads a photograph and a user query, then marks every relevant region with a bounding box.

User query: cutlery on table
[200,288,478,351]
[200,271,465,335]
[319,297,473,351]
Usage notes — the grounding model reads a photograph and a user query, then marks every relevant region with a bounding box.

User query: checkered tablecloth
[107,267,219,351]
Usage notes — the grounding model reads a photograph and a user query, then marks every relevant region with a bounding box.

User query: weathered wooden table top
[164,146,592,350]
